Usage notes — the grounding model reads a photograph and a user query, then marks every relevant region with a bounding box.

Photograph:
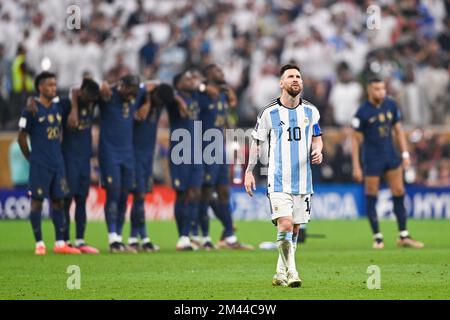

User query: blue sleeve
[18,108,32,132]
[59,97,72,123]
[135,86,147,109]
[391,100,401,124]
[351,108,365,132]
[313,123,322,136]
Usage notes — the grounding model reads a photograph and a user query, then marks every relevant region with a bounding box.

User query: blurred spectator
[0,43,11,128]
[139,33,159,69]
[328,62,363,126]
[8,138,29,188]
[105,52,131,84]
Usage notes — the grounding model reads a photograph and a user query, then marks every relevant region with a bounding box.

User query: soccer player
[98,75,149,253]
[197,64,253,250]
[60,78,100,254]
[244,64,323,287]
[18,71,81,255]
[351,77,424,249]
[125,82,174,253]
[168,71,204,251]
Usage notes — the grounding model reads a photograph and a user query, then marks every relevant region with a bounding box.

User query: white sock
[374,233,384,240]
[108,233,117,244]
[191,236,201,243]
[203,236,212,244]
[116,234,123,243]
[225,235,237,244]
[277,239,291,274]
[142,237,150,244]
[287,242,297,274]
[55,240,65,247]
[128,237,138,245]
[276,254,287,274]
[177,236,190,246]
[399,230,409,238]
[36,241,45,248]
[75,239,85,247]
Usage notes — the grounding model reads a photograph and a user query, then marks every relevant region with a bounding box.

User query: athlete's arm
[18,131,30,161]
[99,81,113,101]
[223,85,237,108]
[311,136,323,164]
[393,122,410,168]
[351,130,364,182]
[244,138,260,197]
[67,87,80,129]
[174,94,189,118]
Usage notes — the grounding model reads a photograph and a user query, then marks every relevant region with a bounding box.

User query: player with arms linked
[18,72,80,255]
[351,77,423,249]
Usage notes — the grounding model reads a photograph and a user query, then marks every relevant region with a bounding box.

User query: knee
[51,199,64,211]
[277,217,293,232]
[31,200,43,213]
[391,188,405,197]
[217,188,229,203]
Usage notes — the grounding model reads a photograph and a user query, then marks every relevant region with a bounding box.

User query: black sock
[74,196,87,240]
[393,195,407,235]
[116,191,128,237]
[30,207,43,242]
[63,197,72,242]
[366,195,380,235]
[51,206,65,242]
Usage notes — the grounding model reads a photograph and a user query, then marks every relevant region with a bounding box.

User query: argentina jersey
[252,98,322,195]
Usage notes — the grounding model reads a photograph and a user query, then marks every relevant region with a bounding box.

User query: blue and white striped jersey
[252,98,322,195]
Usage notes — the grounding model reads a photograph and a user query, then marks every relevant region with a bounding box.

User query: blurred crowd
[1,0,449,186]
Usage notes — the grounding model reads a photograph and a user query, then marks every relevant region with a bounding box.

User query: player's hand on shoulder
[100,81,112,101]
[26,97,38,117]
[134,101,150,121]
[67,110,79,129]
[311,148,323,165]
[244,172,256,197]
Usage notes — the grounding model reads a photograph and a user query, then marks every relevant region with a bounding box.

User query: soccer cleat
[190,238,202,250]
[127,243,140,254]
[397,237,424,249]
[35,245,46,255]
[109,242,126,253]
[216,240,254,250]
[373,240,384,249]
[272,273,288,287]
[142,242,160,252]
[53,244,81,254]
[287,271,302,288]
[77,244,100,254]
[203,241,216,251]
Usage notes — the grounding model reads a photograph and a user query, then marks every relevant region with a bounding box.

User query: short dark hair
[172,72,185,88]
[203,64,217,76]
[34,71,56,93]
[155,83,175,105]
[279,64,300,77]
[81,78,100,97]
[120,74,140,87]
[367,76,384,85]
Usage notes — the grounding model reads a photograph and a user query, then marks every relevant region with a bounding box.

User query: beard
[286,86,301,98]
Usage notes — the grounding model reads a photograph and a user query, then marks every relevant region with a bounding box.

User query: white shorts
[268,192,312,225]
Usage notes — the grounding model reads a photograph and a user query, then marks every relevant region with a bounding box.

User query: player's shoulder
[384,96,399,108]
[257,99,278,118]
[302,99,319,113]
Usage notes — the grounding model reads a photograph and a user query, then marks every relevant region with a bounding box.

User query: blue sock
[51,206,65,242]
[30,206,43,242]
[174,198,184,237]
[393,195,407,233]
[277,231,293,242]
[105,190,119,234]
[198,201,209,237]
[116,191,128,236]
[74,196,87,240]
[63,197,72,241]
[130,202,139,238]
[366,195,379,234]
[187,201,199,237]
[217,203,234,238]
[130,198,146,239]
[292,232,298,244]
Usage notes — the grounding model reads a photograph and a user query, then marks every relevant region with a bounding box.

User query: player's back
[98,88,136,154]
[198,91,228,133]
[352,97,400,159]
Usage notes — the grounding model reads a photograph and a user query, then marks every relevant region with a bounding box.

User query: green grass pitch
[0,219,449,300]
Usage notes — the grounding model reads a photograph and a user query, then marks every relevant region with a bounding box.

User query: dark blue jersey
[18,97,65,171]
[352,97,401,159]
[98,87,137,155]
[133,86,162,159]
[168,92,201,163]
[198,91,228,133]
[61,96,96,160]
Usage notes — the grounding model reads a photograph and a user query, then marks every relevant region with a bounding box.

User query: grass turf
[0,219,448,300]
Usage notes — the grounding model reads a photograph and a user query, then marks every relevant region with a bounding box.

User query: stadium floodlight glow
[41,57,52,71]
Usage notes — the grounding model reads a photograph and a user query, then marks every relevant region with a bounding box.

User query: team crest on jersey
[56,113,62,123]
[205,174,211,181]
[378,113,385,123]
[48,114,55,123]
[107,176,113,184]
[304,118,310,125]
[174,179,180,187]
[81,109,87,116]
[37,188,43,196]
[387,111,393,120]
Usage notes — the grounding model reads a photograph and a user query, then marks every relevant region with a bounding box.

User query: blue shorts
[170,163,204,191]
[202,163,229,187]
[363,155,401,177]
[29,162,69,200]
[99,155,135,191]
[134,156,153,194]
[64,156,90,197]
